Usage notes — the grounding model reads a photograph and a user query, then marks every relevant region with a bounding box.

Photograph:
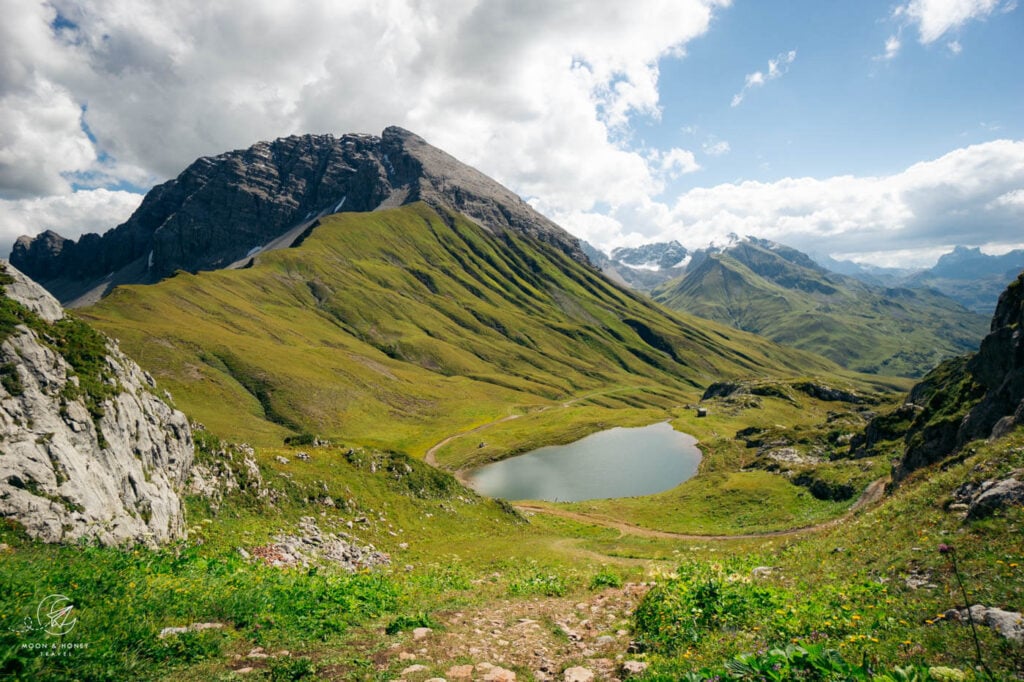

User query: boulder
[959,605,1024,643]
[966,474,1024,519]
[563,667,594,682]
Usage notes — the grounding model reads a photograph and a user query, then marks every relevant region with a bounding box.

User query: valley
[1,128,1022,682]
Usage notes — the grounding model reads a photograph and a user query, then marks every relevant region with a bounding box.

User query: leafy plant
[634,560,779,654]
[507,562,574,597]
[385,612,439,635]
[267,655,318,681]
[589,566,623,590]
[662,643,949,681]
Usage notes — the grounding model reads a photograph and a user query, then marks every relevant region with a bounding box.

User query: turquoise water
[464,421,701,502]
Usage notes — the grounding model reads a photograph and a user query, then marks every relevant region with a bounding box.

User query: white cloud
[702,139,731,156]
[990,188,1024,207]
[651,147,701,179]
[629,139,1024,266]
[881,34,902,60]
[891,0,1012,48]
[0,189,143,255]
[0,80,96,198]
[730,50,796,107]
[0,0,732,251]
[947,39,964,53]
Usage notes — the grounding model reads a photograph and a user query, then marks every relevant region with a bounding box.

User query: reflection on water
[464,421,701,502]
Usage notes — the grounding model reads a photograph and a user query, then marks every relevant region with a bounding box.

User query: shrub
[589,566,623,590]
[633,561,779,654]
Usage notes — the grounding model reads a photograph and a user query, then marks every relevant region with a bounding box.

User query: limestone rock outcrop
[875,270,1024,480]
[12,127,589,306]
[0,261,193,545]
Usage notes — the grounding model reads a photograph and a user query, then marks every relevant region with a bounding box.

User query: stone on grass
[960,605,1024,643]
[563,666,594,682]
[401,664,430,675]
[446,664,474,679]
[622,660,649,678]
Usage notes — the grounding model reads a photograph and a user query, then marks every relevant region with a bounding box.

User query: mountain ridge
[77,202,864,453]
[652,237,988,377]
[12,127,588,307]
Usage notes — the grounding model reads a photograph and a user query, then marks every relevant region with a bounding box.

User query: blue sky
[643,0,1023,190]
[1,0,1022,268]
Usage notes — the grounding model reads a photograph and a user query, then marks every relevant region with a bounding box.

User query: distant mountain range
[584,240,690,290]
[904,246,1024,315]
[591,240,1024,316]
[609,237,990,377]
[792,246,1024,316]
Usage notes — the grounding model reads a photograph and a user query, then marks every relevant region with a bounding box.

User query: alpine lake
[464,421,702,502]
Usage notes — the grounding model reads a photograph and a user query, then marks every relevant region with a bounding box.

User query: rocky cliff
[12,127,588,305]
[0,261,193,545]
[867,270,1024,480]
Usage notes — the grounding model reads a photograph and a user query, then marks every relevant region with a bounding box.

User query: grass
[79,203,848,451]
[6,207,1020,679]
[630,428,1024,679]
[654,241,987,378]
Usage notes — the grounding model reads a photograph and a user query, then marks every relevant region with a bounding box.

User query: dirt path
[514,477,888,541]
[424,413,523,467]
[326,583,653,681]
[423,386,657,468]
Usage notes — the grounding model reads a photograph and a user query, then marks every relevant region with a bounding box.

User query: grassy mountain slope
[3,382,1019,680]
[5,210,1023,679]
[79,203,848,455]
[654,240,987,377]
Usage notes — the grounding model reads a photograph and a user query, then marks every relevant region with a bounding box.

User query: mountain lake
[464,421,702,502]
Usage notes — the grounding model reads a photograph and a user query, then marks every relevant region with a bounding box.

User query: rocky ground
[318,584,652,681]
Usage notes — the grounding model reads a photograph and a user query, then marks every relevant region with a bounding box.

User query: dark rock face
[13,127,588,303]
[886,271,1024,480]
[10,230,70,281]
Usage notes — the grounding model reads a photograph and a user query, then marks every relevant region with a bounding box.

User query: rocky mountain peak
[0,261,193,545]
[12,127,587,306]
[609,241,689,271]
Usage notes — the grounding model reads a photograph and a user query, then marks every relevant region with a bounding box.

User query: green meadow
[2,205,1021,680]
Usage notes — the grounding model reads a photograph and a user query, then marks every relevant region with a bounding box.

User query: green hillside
[4,204,1022,681]
[654,240,987,377]
[79,203,852,457]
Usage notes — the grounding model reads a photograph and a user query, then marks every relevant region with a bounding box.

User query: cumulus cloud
[0,81,96,197]
[0,188,143,255]
[0,0,731,252]
[651,148,701,179]
[637,139,1024,267]
[730,50,796,107]
[889,0,1013,51]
